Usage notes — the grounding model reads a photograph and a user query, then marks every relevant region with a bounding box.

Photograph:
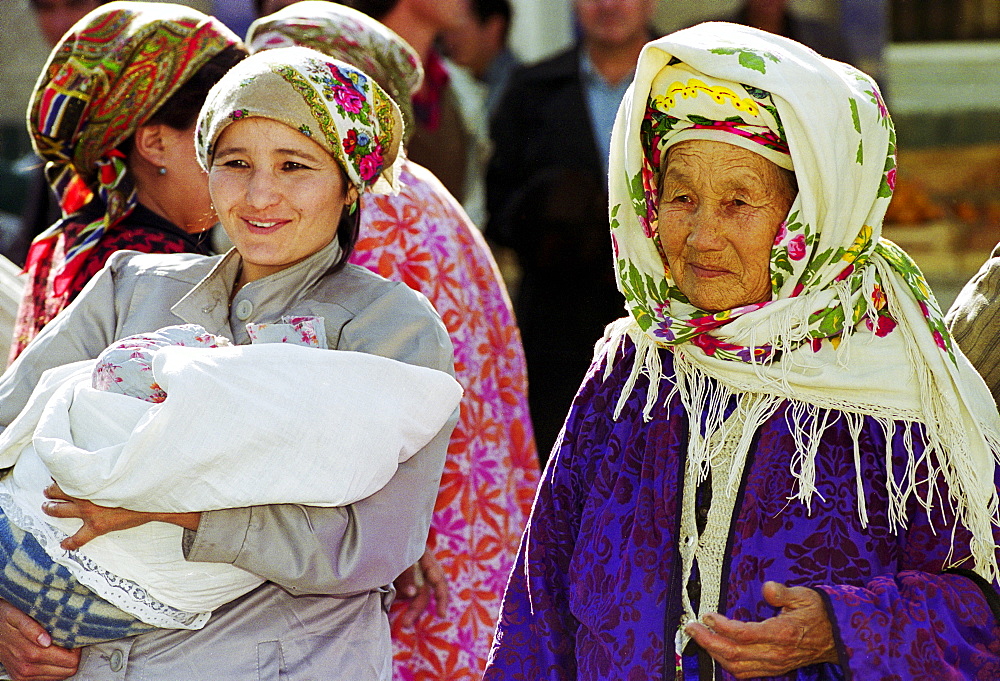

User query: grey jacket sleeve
[946,244,1000,407]
[0,258,125,428]
[185,284,457,596]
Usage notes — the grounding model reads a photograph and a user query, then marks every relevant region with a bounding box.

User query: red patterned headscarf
[26,1,240,295]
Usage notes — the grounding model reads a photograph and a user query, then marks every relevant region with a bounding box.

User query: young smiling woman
[210,117,360,290]
[0,46,456,680]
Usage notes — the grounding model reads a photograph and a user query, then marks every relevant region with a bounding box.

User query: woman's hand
[0,600,80,681]
[685,581,837,678]
[393,548,450,628]
[42,482,200,551]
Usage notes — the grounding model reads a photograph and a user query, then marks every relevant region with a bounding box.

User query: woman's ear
[344,185,360,207]
[132,124,169,168]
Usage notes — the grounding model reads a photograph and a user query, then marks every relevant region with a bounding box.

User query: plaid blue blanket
[0,510,158,648]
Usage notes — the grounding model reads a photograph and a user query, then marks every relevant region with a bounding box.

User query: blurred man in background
[441,0,517,117]
[30,0,103,46]
[718,0,855,63]
[486,0,658,463]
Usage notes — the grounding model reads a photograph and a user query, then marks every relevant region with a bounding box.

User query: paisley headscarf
[196,46,403,194]
[245,1,423,141]
[26,1,241,295]
[604,23,1000,581]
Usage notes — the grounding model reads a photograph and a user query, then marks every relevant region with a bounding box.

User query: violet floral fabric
[483,337,1000,680]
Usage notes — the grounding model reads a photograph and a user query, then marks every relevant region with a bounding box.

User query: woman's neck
[585,36,646,86]
[132,159,213,235]
[745,6,788,36]
[381,7,436,65]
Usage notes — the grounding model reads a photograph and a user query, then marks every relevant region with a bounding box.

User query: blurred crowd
[1,1,1000,680]
[1,0,869,458]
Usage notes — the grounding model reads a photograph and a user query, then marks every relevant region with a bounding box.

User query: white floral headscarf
[196,46,403,194]
[604,22,1000,581]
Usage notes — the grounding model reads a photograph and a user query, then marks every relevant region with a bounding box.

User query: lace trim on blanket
[0,486,207,630]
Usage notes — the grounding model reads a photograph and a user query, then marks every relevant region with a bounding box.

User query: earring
[158,167,167,176]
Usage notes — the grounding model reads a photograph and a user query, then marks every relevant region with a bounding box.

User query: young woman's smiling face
[209,117,355,288]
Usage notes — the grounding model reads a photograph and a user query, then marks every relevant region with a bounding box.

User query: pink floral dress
[349,160,540,679]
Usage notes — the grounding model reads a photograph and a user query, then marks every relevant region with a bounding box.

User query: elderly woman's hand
[42,482,201,551]
[685,581,837,678]
[0,600,79,681]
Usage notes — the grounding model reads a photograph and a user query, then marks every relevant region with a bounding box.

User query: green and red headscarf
[195,46,403,195]
[26,1,240,295]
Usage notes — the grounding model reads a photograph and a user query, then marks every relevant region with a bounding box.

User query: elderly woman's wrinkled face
[210,117,355,287]
[657,140,796,312]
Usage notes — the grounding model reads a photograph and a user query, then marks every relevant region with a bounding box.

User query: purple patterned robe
[484,338,1000,680]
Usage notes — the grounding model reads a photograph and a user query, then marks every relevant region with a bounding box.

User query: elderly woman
[10,1,246,361]
[0,45,455,681]
[484,23,1000,681]
[246,5,539,678]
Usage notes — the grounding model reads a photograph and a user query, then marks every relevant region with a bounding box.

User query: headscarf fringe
[599,312,1000,583]
[724,275,861,387]
[601,318,665,422]
[784,401,833,510]
[844,411,869,526]
[878,254,1000,580]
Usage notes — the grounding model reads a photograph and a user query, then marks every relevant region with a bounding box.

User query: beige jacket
[0,239,456,680]
[947,242,1000,408]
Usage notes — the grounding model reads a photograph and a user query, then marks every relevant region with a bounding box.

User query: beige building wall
[0,0,54,127]
[0,0,211,127]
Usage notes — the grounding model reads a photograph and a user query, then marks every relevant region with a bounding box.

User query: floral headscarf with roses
[245,1,422,142]
[603,23,1000,583]
[196,46,402,194]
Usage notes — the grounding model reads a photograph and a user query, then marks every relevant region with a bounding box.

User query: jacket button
[235,299,254,320]
[109,648,125,672]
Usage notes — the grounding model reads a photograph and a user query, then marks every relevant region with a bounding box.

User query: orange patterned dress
[348,159,540,679]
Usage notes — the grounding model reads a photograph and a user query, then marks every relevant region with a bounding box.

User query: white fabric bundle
[0,343,462,624]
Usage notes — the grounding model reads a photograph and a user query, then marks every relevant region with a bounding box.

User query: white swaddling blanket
[0,343,462,626]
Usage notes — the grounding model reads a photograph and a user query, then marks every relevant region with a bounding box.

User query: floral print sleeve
[818,572,1000,679]
[816,462,1000,679]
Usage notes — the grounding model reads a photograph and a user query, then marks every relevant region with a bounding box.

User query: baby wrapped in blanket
[0,321,462,646]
